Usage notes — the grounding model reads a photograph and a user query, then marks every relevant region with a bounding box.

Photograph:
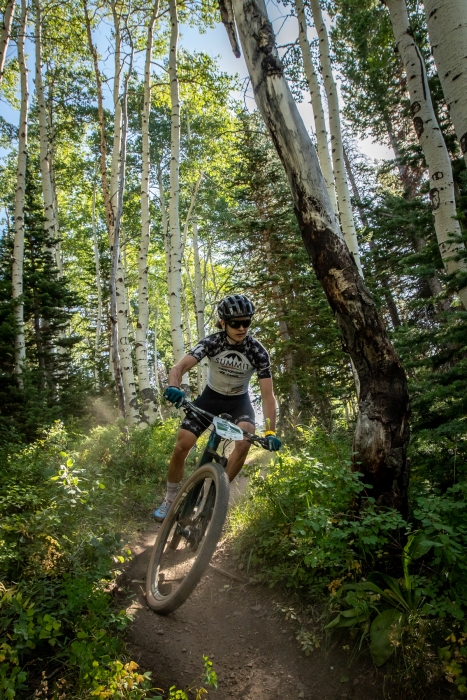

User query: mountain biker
[153,294,281,521]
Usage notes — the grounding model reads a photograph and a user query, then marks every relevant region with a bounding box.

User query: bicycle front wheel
[146,461,230,615]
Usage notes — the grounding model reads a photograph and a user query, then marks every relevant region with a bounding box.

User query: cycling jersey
[188,332,272,396]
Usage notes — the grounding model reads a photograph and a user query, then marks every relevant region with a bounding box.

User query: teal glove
[266,435,282,452]
[164,386,185,408]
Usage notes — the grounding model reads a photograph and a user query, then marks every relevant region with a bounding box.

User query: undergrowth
[229,421,467,696]
[0,418,187,699]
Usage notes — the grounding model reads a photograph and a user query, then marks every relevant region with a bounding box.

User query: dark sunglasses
[227,318,252,329]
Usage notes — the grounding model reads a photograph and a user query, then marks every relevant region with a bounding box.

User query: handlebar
[180,398,271,450]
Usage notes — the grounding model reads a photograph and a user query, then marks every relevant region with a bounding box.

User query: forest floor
[119,460,403,700]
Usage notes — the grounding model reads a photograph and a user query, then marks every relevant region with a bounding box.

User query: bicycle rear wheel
[146,461,230,615]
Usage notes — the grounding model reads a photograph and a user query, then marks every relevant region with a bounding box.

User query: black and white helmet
[217,294,255,320]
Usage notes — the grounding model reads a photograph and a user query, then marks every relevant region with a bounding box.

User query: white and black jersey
[188,332,272,396]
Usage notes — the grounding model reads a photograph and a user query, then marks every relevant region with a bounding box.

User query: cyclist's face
[222,317,250,342]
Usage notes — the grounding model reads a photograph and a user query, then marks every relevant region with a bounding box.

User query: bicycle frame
[175,399,266,526]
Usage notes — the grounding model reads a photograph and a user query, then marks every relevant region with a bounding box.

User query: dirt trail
[122,468,387,700]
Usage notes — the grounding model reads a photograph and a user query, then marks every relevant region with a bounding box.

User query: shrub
[229,425,406,595]
[0,419,178,698]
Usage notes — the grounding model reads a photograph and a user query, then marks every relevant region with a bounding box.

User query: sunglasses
[227,318,252,329]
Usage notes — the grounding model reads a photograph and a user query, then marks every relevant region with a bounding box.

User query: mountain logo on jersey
[214,351,251,371]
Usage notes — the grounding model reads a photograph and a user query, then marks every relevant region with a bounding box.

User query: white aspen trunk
[294,0,337,213]
[157,161,171,293]
[193,218,205,340]
[384,0,467,309]
[309,0,363,276]
[182,283,193,349]
[193,220,208,390]
[12,0,27,383]
[0,0,15,83]
[181,172,203,256]
[136,0,160,425]
[423,0,467,168]
[92,179,102,389]
[167,0,185,366]
[112,45,140,426]
[110,0,122,219]
[116,261,140,423]
[34,0,56,255]
[83,1,124,414]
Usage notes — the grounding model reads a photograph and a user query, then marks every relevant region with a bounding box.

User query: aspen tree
[108,4,140,424]
[294,0,337,213]
[136,0,160,424]
[308,0,362,276]
[384,0,467,310]
[110,0,122,218]
[83,0,124,415]
[112,35,140,426]
[225,0,410,512]
[34,0,57,256]
[423,0,467,169]
[167,0,186,368]
[192,217,208,391]
[12,0,28,383]
[92,178,102,389]
[0,0,16,83]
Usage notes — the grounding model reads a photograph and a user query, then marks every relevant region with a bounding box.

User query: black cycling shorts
[180,385,256,438]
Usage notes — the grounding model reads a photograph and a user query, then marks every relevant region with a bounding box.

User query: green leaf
[369,609,406,667]
[405,532,436,561]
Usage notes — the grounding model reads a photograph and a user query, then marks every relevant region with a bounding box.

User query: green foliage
[0,419,177,697]
[229,425,406,593]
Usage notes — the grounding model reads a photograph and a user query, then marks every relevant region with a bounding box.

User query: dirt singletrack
[120,467,391,700]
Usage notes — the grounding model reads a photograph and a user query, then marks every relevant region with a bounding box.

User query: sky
[0,0,392,163]
[178,3,393,162]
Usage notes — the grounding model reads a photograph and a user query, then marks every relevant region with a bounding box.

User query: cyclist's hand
[265,435,282,452]
[164,386,185,408]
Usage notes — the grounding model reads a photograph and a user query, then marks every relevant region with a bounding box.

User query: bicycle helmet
[217,294,255,320]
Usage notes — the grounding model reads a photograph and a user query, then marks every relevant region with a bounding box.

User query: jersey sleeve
[188,338,209,363]
[187,333,221,363]
[253,340,272,380]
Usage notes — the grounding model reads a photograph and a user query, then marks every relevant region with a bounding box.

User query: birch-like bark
[308,0,363,276]
[192,218,205,340]
[110,0,122,220]
[423,0,467,168]
[228,0,410,512]
[92,179,102,389]
[136,0,160,424]
[12,0,27,382]
[34,0,56,254]
[157,162,171,292]
[181,172,203,256]
[384,0,467,309]
[83,0,124,414]
[167,0,185,366]
[112,46,140,426]
[0,0,16,83]
[192,218,208,392]
[294,0,337,213]
[83,1,114,239]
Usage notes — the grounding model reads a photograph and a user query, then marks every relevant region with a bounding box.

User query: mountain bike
[146,398,270,615]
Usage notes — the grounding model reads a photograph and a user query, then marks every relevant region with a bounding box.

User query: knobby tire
[146,461,230,615]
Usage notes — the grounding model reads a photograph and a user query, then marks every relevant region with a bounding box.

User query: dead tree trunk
[225,0,410,513]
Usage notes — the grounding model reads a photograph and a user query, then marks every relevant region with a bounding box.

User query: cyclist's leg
[167,428,198,483]
[225,420,255,482]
